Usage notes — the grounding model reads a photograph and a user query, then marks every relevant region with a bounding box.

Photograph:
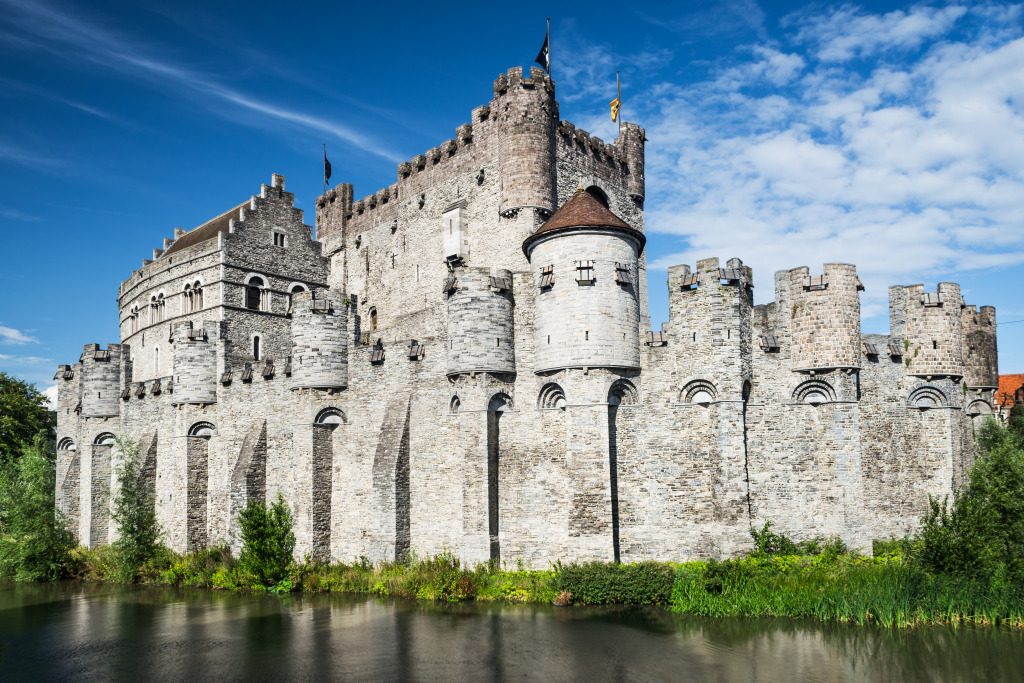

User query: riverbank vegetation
[1,399,1023,627]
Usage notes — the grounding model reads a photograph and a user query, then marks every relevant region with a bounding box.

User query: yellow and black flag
[610,71,622,122]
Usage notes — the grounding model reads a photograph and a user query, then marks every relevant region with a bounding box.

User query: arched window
[94,433,116,446]
[156,292,165,321]
[793,380,836,406]
[246,276,265,311]
[150,295,157,324]
[681,379,717,405]
[188,422,215,439]
[57,437,76,452]
[193,281,203,310]
[450,395,461,414]
[288,284,306,309]
[370,307,378,331]
[585,185,610,208]
[252,335,261,361]
[154,346,160,374]
[538,383,567,410]
[183,284,192,313]
[315,407,345,429]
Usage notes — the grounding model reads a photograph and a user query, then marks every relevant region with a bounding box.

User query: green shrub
[110,437,162,583]
[0,435,75,580]
[919,418,1024,577]
[554,561,675,605]
[749,521,850,557]
[237,493,295,588]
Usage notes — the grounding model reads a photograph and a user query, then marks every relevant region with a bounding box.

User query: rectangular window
[575,260,595,284]
[273,231,286,247]
[539,265,554,289]
[615,262,631,285]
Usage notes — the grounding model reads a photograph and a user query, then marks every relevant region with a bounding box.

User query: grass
[61,544,1024,627]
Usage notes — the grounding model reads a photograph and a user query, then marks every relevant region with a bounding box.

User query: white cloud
[790,4,969,62]
[42,384,58,410]
[0,324,39,345]
[618,4,1024,325]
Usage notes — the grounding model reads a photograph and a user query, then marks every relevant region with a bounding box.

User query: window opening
[539,265,554,289]
[253,335,261,361]
[575,260,595,284]
[273,231,286,247]
[370,308,378,331]
[615,262,631,285]
[246,277,264,311]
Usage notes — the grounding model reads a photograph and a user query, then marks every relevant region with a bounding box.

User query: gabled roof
[161,201,249,258]
[522,189,644,257]
[997,374,1024,406]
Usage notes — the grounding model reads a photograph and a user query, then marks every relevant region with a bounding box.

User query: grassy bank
[62,544,1024,627]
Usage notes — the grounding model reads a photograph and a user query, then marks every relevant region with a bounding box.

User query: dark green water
[1,582,1023,682]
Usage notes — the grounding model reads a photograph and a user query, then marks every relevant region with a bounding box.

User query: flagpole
[323,143,327,195]
[617,70,622,137]
[547,17,551,79]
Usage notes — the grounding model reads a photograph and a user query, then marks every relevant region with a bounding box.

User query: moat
[2,582,1023,681]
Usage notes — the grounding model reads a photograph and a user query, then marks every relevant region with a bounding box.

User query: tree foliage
[110,437,162,583]
[0,372,55,464]
[919,418,1024,577]
[0,435,75,580]
[237,493,295,588]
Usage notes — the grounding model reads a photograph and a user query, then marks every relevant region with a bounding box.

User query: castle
[54,66,999,564]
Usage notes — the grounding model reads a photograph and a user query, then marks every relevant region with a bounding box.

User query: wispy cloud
[0,141,67,173]
[0,0,402,163]
[0,324,39,345]
[0,354,52,364]
[0,76,113,119]
[0,206,41,222]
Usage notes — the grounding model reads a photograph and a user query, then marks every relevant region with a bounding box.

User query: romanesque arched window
[252,335,261,361]
[681,379,717,405]
[246,276,265,311]
[93,433,116,446]
[188,422,215,439]
[288,284,306,310]
[57,437,76,452]
[315,407,345,429]
[154,346,160,375]
[150,295,157,324]
[183,284,193,313]
[538,383,566,410]
[370,307,378,331]
[585,185,610,208]
[193,281,203,310]
[793,379,836,406]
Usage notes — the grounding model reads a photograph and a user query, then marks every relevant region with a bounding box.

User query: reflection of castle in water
[54,66,998,564]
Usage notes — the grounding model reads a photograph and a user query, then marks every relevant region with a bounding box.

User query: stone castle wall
[55,67,999,566]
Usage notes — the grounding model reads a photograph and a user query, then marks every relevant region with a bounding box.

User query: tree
[110,436,161,583]
[237,493,295,588]
[0,434,75,580]
[919,418,1024,576]
[0,372,55,464]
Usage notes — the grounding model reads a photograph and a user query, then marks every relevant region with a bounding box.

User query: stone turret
[290,290,348,389]
[962,305,998,389]
[779,264,862,371]
[890,283,964,378]
[494,66,557,218]
[79,343,122,418]
[171,321,222,404]
[446,267,516,376]
[668,257,753,400]
[524,189,644,374]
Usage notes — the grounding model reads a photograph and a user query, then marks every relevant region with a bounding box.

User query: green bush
[554,561,675,605]
[919,418,1024,577]
[0,435,75,580]
[110,437,162,583]
[237,493,295,588]
[749,520,849,557]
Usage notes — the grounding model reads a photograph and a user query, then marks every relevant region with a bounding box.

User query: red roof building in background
[997,374,1024,409]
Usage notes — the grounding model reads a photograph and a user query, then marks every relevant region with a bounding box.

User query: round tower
[291,290,348,389]
[80,343,122,418]
[901,282,965,378]
[446,268,515,376]
[785,263,862,371]
[172,321,220,404]
[962,305,998,389]
[494,66,557,217]
[524,189,644,373]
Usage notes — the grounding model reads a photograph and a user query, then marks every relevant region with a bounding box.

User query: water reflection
[1,581,1023,681]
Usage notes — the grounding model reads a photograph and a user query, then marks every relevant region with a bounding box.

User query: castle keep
[55,66,999,564]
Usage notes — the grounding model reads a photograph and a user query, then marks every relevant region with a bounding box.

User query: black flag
[323,146,332,184]
[535,19,550,73]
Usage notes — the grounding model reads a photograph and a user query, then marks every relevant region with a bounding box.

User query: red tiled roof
[161,201,248,258]
[997,374,1024,407]
[523,189,644,256]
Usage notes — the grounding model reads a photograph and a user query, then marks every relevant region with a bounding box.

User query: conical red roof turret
[522,188,644,258]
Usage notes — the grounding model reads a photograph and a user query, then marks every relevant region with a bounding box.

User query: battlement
[775,263,862,372]
[79,343,123,418]
[889,283,965,378]
[290,290,348,390]
[171,321,223,405]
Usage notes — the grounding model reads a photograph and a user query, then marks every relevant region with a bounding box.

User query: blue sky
[1,0,1022,404]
